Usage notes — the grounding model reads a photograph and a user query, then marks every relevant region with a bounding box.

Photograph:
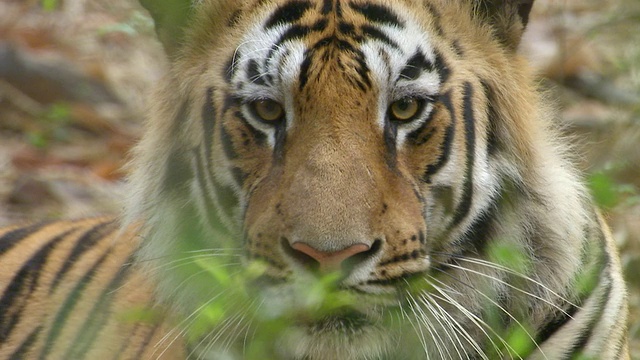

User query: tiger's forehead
[228,0,443,98]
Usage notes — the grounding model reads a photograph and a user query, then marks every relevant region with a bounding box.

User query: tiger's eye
[252,100,284,122]
[390,98,420,121]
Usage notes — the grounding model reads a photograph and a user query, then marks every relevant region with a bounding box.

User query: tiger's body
[0,218,184,359]
[0,0,629,359]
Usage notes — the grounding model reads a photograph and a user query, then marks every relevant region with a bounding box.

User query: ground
[0,0,638,357]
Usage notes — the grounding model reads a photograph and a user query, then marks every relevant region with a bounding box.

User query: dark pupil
[264,101,277,113]
[398,100,410,110]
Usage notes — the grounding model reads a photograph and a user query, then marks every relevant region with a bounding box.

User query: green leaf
[41,0,59,12]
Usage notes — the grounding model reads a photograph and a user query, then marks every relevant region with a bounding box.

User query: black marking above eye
[265,0,313,29]
[361,25,400,50]
[400,51,435,81]
[247,60,266,86]
[349,3,404,28]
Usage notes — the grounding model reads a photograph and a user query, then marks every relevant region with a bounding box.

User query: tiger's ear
[475,0,535,51]
[139,0,193,57]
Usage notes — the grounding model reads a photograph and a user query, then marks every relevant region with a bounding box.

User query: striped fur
[0,218,184,359]
[1,0,628,359]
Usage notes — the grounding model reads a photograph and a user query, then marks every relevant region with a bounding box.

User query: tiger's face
[134,0,538,358]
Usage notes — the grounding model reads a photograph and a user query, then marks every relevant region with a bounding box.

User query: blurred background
[0,0,638,356]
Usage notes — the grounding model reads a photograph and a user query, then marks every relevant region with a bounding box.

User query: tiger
[0,0,629,359]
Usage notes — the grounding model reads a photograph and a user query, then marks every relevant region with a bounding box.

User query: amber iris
[252,99,284,122]
[390,98,420,121]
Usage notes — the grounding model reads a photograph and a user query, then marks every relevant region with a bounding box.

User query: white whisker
[418,290,470,360]
[441,262,575,317]
[432,269,546,359]
[425,275,504,360]
[435,254,580,309]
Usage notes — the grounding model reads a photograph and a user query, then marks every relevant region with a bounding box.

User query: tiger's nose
[284,240,381,274]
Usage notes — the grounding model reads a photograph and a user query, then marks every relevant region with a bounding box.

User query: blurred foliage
[41,0,60,12]
[98,11,154,37]
[26,102,72,148]
[588,164,640,210]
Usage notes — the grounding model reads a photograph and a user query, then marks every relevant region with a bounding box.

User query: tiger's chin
[276,316,393,360]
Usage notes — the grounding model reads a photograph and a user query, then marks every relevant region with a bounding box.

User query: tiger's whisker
[437,262,576,317]
[430,269,547,359]
[418,285,476,360]
[432,253,580,309]
[425,275,516,359]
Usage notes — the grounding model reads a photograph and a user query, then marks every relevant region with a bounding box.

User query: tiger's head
[127,0,589,358]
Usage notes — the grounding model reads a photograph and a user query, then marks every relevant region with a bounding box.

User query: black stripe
[267,19,329,63]
[162,148,195,194]
[422,2,444,37]
[38,250,111,360]
[241,111,267,146]
[273,122,287,164]
[193,148,230,234]
[349,3,403,28]
[0,229,71,343]
[400,51,435,81]
[481,81,500,156]
[338,21,356,36]
[231,167,248,187]
[238,111,267,147]
[452,40,464,57]
[612,334,628,359]
[132,323,162,360]
[451,193,499,253]
[312,18,329,32]
[221,117,239,161]
[300,36,371,91]
[63,256,136,359]
[298,50,313,90]
[352,47,372,90]
[213,180,240,225]
[406,106,437,146]
[536,302,580,345]
[222,94,240,114]
[227,9,242,27]
[9,326,41,360]
[434,50,451,84]
[321,0,333,14]
[450,82,476,227]
[49,220,117,293]
[162,101,193,193]
[422,92,455,182]
[222,109,268,159]
[112,323,140,360]
[383,118,398,169]
[361,25,400,50]
[274,25,313,48]
[0,222,49,256]
[203,88,217,160]
[265,0,313,29]
[535,221,609,353]
[198,142,240,234]
[566,278,612,358]
[223,56,238,84]
[247,59,266,86]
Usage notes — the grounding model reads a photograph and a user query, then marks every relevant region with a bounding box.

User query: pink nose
[290,242,371,273]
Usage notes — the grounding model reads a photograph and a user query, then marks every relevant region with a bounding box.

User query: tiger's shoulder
[0,217,185,359]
